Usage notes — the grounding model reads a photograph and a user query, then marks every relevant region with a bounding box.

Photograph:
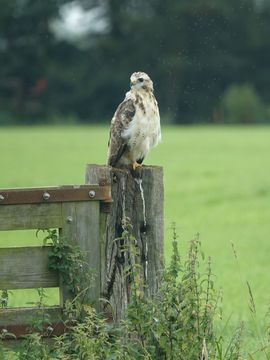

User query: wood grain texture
[85,164,164,321]
[0,203,62,231]
[59,201,100,307]
[0,306,61,327]
[0,246,58,289]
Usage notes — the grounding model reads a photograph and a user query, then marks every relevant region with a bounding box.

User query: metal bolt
[88,190,96,198]
[0,195,5,202]
[66,216,73,223]
[43,192,50,201]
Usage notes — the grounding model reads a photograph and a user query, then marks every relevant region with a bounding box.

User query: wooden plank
[0,306,63,337]
[59,201,100,307]
[0,306,61,326]
[0,246,59,289]
[0,203,62,231]
[59,201,100,308]
[85,165,111,317]
[0,185,111,205]
[85,164,164,321]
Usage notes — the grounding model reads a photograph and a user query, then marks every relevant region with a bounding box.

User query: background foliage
[1,0,270,124]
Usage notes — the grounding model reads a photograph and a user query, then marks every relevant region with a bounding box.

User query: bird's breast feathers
[122,92,161,160]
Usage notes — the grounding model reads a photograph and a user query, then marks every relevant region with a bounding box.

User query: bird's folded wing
[107,98,136,166]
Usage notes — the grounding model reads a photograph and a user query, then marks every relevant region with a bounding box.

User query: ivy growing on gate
[40,229,94,298]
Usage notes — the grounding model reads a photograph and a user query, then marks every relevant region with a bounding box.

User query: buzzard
[107,72,161,169]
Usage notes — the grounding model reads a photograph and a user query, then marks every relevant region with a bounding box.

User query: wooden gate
[0,183,111,337]
[0,164,164,337]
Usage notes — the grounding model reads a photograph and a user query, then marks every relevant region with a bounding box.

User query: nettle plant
[119,227,219,359]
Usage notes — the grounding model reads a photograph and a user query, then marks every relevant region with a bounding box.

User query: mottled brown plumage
[107,99,135,166]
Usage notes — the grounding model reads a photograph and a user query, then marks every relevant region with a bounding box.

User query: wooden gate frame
[0,164,164,337]
[0,184,111,337]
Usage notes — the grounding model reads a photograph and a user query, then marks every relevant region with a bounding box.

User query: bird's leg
[132,161,142,170]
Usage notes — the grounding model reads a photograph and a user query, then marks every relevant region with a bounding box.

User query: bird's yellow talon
[132,162,142,170]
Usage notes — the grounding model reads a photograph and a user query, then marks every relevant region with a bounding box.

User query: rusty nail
[0,195,5,202]
[43,192,50,201]
[67,216,73,223]
[89,190,96,198]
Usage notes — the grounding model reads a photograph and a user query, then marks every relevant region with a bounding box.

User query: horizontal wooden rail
[0,203,62,231]
[0,246,58,289]
[0,185,111,205]
[0,306,63,338]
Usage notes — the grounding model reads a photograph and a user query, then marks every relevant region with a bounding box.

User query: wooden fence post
[85,165,164,321]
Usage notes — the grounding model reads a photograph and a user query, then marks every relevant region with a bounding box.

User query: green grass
[1,124,270,353]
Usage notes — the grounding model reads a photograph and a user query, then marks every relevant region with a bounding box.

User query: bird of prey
[107,72,161,170]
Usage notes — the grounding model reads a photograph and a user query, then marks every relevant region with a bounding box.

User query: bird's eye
[138,78,144,82]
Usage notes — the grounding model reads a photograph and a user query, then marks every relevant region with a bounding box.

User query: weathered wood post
[85,165,164,321]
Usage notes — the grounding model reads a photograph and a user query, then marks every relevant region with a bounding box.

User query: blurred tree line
[1,0,270,124]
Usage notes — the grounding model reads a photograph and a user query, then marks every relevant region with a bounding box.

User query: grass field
[1,125,270,353]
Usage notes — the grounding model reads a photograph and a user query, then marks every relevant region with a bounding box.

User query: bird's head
[130,72,153,92]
